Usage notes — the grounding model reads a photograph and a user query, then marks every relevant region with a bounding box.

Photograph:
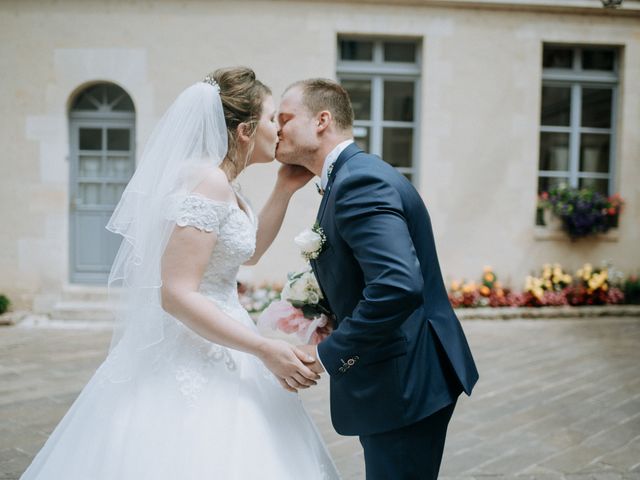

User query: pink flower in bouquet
[276,310,307,334]
[258,301,305,334]
[257,300,332,345]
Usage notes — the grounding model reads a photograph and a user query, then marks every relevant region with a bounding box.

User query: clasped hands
[258,340,325,394]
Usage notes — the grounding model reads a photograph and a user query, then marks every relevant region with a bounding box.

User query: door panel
[69,117,134,284]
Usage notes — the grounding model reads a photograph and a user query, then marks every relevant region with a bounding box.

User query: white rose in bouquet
[281,276,308,303]
[281,269,323,305]
[257,267,333,345]
[302,270,322,304]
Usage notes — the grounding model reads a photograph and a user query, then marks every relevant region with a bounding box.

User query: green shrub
[623,275,640,304]
[0,294,10,315]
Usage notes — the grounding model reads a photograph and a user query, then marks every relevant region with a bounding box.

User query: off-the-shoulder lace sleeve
[174,194,232,234]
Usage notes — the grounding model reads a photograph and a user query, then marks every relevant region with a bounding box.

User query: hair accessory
[203,74,221,93]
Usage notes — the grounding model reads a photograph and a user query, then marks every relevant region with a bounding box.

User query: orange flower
[480,286,491,297]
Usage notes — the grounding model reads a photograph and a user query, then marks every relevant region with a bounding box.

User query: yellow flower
[462,282,476,294]
[450,280,461,291]
[563,274,572,284]
[525,276,533,289]
[484,272,495,283]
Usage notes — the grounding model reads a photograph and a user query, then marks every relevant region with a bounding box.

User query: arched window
[69,83,135,284]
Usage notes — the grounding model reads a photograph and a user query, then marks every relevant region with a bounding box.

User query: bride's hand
[257,339,320,392]
[276,164,314,195]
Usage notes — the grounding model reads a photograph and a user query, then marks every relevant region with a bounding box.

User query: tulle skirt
[20,304,339,479]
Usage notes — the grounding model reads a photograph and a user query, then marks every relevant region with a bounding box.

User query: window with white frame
[538,45,619,196]
[337,37,421,182]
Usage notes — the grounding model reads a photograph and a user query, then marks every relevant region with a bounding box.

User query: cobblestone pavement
[1,317,639,479]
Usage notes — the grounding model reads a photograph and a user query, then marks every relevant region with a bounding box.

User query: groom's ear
[316,111,332,133]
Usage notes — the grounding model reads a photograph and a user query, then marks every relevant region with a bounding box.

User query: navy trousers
[359,401,457,480]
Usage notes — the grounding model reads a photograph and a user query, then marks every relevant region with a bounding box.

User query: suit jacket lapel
[315,142,363,225]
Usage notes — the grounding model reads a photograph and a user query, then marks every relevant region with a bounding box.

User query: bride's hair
[209,66,271,179]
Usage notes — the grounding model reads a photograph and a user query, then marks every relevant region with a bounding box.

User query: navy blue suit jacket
[312,143,479,436]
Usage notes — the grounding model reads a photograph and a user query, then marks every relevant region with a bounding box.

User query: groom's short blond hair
[287,79,354,131]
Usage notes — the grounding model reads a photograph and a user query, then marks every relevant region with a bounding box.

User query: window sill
[534,226,619,242]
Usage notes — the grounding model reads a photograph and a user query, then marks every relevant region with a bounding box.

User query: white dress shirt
[320,139,354,190]
[315,139,353,374]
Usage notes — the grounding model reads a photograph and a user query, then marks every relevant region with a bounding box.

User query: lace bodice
[175,193,257,308]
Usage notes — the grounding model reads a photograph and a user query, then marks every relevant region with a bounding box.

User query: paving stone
[1,317,638,479]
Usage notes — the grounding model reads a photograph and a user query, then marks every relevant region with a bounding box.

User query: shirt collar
[321,139,354,189]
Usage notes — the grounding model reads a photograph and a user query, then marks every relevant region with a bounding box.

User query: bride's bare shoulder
[192,167,234,203]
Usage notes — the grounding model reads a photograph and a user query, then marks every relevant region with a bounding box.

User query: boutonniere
[294,223,326,261]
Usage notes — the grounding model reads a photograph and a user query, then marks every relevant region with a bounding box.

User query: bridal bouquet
[257,268,332,345]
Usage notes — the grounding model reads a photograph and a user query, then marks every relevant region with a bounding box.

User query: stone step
[49,301,115,322]
[60,285,119,302]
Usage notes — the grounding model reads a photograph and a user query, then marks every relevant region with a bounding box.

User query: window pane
[79,183,101,205]
[72,85,102,111]
[541,86,571,126]
[104,183,126,205]
[106,85,126,105]
[579,177,609,195]
[73,93,99,111]
[79,128,102,150]
[582,49,615,71]
[384,42,416,63]
[539,133,570,171]
[384,81,414,122]
[382,128,413,168]
[79,156,101,177]
[543,47,573,69]
[106,155,132,178]
[581,88,612,129]
[342,80,371,120]
[340,40,373,61]
[353,126,369,151]
[107,129,130,151]
[112,94,134,112]
[580,134,610,174]
[537,176,569,194]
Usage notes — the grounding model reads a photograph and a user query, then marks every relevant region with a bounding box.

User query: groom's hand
[297,344,325,375]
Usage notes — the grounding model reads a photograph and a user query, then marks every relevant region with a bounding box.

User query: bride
[20,67,340,479]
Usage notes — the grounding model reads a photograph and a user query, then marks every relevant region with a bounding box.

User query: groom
[276,79,479,479]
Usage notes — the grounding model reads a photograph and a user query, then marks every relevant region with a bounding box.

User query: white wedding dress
[20,193,340,480]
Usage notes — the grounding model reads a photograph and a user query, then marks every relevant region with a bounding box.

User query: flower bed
[238,263,638,318]
[448,263,630,309]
